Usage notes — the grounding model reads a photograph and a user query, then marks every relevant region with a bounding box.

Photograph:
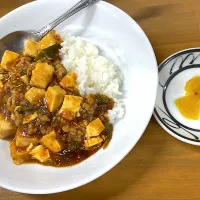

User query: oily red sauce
[0,53,114,167]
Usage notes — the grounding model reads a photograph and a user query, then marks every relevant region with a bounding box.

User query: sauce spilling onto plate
[175,76,200,120]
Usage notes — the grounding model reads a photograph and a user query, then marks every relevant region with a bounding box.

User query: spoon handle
[35,0,99,39]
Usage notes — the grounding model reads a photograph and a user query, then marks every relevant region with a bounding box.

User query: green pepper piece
[35,51,46,61]
[35,44,61,61]
[96,94,109,104]
[103,122,113,149]
[69,141,81,151]
[16,105,36,114]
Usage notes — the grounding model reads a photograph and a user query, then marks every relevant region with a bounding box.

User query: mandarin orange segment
[184,76,200,95]
[175,95,200,120]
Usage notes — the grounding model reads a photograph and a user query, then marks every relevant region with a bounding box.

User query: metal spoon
[0,0,99,59]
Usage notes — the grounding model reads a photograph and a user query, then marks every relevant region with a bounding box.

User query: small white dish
[0,0,158,194]
[154,48,200,145]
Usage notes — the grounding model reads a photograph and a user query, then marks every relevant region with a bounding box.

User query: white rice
[59,34,125,123]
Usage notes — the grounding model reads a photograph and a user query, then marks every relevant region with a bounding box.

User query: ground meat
[53,33,63,44]
[53,61,67,81]
[4,76,26,114]
[40,124,53,135]
[26,63,36,76]
[61,121,86,143]
[6,89,24,113]
[39,57,54,65]
[12,110,24,127]
[79,95,97,121]
[15,56,33,75]
[28,123,38,135]
[67,131,83,142]
[0,73,10,84]
[0,68,7,74]
[38,113,51,122]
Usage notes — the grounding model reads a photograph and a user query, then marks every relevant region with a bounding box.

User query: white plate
[154,48,200,145]
[0,0,158,194]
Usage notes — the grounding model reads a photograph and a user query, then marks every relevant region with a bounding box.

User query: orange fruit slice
[184,76,200,95]
[175,95,200,120]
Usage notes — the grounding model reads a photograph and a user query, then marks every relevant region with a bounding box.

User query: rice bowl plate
[0,0,158,194]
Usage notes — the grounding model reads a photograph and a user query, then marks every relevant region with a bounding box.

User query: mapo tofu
[0,31,114,167]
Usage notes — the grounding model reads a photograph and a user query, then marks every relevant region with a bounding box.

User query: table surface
[1,0,200,199]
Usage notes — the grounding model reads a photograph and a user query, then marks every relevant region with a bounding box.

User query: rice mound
[59,34,124,123]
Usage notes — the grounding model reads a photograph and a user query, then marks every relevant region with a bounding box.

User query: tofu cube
[59,95,83,120]
[84,137,103,148]
[39,30,58,49]
[23,112,37,124]
[20,75,30,84]
[86,118,105,138]
[16,128,39,147]
[23,40,40,57]
[45,85,66,112]
[1,50,20,69]
[25,87,45,105]
[60,72,77,89]
[30,62,55,89]
[0,81,3,88]
[60,95,83,113]
[0,114,4,120]
[10,141,31,165]
[30,145,50,163]
[40,130,62,153]
[0,81,3,93]
[0,118,16,139]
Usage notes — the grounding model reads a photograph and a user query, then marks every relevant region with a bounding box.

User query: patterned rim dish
[154,48,200,146]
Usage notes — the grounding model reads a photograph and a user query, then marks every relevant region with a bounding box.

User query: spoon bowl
[0,31,38,58]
